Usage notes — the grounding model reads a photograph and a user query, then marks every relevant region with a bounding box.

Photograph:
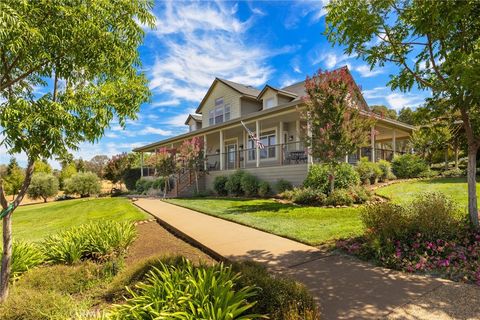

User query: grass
[165,198,363,246]
[375,177,480,208]
[11,197,149,242]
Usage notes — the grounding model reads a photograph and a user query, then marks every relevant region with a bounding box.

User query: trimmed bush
[225,170,246,196]
[355,157,382,184]
[10,241,45,279]
[377,160,396,182]
[325,189,354,206]
[213,175,228,196]
[258,181,271,198]
[240,172,259,197]
[43,221,137,264]
[391,154,429,178]
[232,261,320,320]
[348,185,372,204]
[107,258,259,319]
[304,163,360,193]
[281,187,326,206]
[135,178,154,194]
[122,168,141,191]
[442,168,464,177]
[63,172,101,197]
[27,173,59,203]
[275,179,293,193]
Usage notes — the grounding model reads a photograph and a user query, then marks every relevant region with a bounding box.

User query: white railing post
[203,134,207,171]
[256,120,260,168]
[219,130,224,170]
[140,152,144,177]
[371,126,376,162]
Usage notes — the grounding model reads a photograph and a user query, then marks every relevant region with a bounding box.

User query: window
[265,97,274,109]
[208,98,230,125]
[248,131,276,161]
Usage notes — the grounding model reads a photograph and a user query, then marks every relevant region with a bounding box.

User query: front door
[226,143,237,170]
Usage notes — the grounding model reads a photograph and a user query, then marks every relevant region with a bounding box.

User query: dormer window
[265,97,275,109]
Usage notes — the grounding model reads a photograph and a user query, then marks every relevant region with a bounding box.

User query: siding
[260,88,278,109]
[240,98,262,116]
[201,82,243,128]
[205,164,308,191]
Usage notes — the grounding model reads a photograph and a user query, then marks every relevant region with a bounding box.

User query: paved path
[134,199,480,320]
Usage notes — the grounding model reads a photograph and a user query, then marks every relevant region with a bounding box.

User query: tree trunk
[467,146,479,227]
[194,171,199,194]
[444,147,449,171]
[0,158,34,302]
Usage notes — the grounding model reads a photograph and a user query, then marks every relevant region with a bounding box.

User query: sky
[3,0,431,169]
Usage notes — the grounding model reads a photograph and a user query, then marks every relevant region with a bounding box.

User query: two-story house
[134,67,415,194]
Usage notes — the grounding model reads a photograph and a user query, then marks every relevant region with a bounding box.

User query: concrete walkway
[134,199,480,320]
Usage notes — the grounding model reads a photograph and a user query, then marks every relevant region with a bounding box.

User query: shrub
[135,178,154,194]
[27,173,59,203]
[275,179,293,193]
[240,172,259,197]
[9,241,45,279]
[107,258,260,319]
[325,189,354,206]
[225,170,246,196]
[377,160,396,182]
[213,175,228,196]
[355,157,382,184]
[231,261,320,320]
[122,168,141,191]
[55,194,75,201]
[348,185,372,204]
[391,154,429,178]
[442,168,464,177]
[281,187,326,206]
[304,163,359,193]
[43,221,137,264]
[63,172,101,197]
[151,177,165,190]
[258,181,271,198]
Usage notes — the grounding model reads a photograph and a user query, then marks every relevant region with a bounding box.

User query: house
[133,67,414,195]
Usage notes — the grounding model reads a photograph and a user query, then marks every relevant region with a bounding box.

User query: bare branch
[0,181,8,210]
[12,158,35,208]
[427,33,447,85]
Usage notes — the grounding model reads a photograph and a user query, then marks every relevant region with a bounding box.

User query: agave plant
[108,258,263,319]
[10,241,45,278]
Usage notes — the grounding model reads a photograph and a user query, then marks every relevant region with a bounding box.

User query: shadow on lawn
[425,177,468,184]
[231,248,467,320]
[224,201,297,215]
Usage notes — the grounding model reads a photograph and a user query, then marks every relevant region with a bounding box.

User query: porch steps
[166,169,205,198]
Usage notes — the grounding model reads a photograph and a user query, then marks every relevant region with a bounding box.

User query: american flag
[241,121,265,149]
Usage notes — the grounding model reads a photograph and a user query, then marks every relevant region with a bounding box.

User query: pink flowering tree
[145,148,176,198]
[178,137,204,194]
[302,67,375,194]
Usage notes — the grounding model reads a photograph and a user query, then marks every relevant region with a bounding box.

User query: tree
[85,155,109,178]
[3,159,25,201]
[64,172,101,198]
[34,160,52,174]
[59,162,77,189]
[177,137,204,194]
[145,148,177,198]
[398,108,416,125]
[104,153,130,186]
[326,0,480,226]
[27,173,59,203]
[0,1,154,300]
[371,105,397,120]
[411,124,453,165]
[74,159,87,173]
[302,68,374,194]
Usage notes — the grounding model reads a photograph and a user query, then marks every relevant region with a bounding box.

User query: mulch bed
[125,221,216,265]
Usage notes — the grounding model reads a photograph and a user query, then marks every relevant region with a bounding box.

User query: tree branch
[0,182,8,210]
[426,33,447,85]
[12,158,35,208]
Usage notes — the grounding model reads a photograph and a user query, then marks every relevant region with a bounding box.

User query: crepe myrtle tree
[145,148,177,198]
[177,137,205,194]
[0,0,154,301]
[302,68,375,194]
[326,0,480,226]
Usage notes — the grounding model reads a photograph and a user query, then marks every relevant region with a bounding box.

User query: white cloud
[311,51,351,69]
[163,108,197,127]
[385,93,426,110]
[139,126,173,136]
[355,64,385,78]
[150,99,181,108]
[285,0,330,29]
[149,1,275,102]
[290,56,302,74]
[362,86,388,99]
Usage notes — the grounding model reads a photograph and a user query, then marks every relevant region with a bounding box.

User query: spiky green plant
[10,241,45,279]
[107,258,263,319]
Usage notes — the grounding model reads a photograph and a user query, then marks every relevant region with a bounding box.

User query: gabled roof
[184,114,202,125]
[257,84,298,99]
[195,78,260,114]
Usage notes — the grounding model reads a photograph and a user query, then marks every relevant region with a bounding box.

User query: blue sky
[4,0,431,168]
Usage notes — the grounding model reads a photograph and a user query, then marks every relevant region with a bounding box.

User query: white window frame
[208,97,231,125]
[265,97,275,109]
[247,127,277,162]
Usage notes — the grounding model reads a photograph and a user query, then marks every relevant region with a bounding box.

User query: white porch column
[203,134,207,171]
[307,121,313,165]
[242,129,246,169]
[140,152,144,177]
[219,130,224,170]
[295,119,300,150]
[279,121,284,163]
[371,126,376,162]
[255,120,260,168]
[392,129,397,157]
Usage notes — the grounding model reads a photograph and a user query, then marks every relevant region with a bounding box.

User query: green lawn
[11,197,149,242]
[375,177,479,208]
[165,198,363,246]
